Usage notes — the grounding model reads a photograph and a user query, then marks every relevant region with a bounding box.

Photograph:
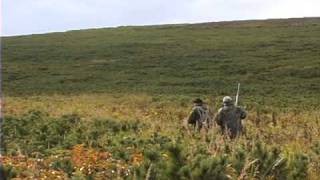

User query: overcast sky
[2,0,320,36]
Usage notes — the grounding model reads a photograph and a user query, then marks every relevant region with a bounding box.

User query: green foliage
[2,17,320,179]
[144,149,160,162]
[2,111,318,179]
[288,153,309,180]
[0,165,18,180]
[3,18,320,108]
[165,144,187,179]
[191,155,230,180]
[251,142,289,179]
[51,159,74,177]
[3,111,146,155]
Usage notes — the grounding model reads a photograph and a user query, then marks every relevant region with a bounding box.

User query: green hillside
[2,18,320,179]
[3,18,320,107]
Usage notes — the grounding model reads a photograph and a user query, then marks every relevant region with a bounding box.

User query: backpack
[193,105,211,129]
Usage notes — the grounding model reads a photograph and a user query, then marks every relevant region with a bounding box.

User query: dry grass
[3,94,320,178]
[4,93,319,143]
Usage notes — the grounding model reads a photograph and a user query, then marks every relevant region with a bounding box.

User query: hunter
[215,96,247,138]
[186,98,212,131]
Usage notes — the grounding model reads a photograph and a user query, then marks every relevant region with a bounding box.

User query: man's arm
[239,108,247,119]
[214,109,223,126]
[187,109,198,124]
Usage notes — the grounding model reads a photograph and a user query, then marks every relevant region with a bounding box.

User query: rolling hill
[2,17,320,107]
[2,18,320,179]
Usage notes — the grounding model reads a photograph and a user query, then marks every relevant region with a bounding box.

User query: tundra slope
[2,18,320,108]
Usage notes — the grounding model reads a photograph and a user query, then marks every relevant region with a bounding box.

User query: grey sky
[2,0,320,36]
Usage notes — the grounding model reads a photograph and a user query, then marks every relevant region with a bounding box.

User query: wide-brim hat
[193,98,203,104]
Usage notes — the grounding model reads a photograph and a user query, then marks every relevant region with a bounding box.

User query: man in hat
[186,98,211,131]
[214,96,247,138]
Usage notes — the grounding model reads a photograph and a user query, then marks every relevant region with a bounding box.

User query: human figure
[214,96,247,138]
[186,98,211,131]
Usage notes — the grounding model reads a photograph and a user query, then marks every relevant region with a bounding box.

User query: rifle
[235,83,240,106]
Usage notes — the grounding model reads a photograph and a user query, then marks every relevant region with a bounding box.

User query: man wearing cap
[214,96,247,138]
[186,98,211,131]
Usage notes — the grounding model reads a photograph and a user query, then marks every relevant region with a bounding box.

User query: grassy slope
[2,18,320,179]
[2,18,320,107]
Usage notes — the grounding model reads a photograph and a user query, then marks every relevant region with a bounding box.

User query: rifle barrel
[235,83,240,106]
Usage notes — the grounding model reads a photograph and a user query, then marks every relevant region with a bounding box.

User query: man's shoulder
[235,106,246,113]
[235,106,245,110]
[193,105,206,109]
[192,106,202,112]
[219,106,239,113]
[217,107,224,113]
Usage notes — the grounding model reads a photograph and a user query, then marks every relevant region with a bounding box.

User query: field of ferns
[2,94,320,179]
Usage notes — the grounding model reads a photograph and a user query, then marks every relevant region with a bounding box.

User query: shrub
[51,159,74,177]
[0,165,18,180]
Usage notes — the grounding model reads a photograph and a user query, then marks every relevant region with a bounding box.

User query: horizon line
[2,16,319,38]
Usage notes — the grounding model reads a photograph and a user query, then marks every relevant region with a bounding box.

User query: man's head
[193,98,203,106]
[223,96,233,106]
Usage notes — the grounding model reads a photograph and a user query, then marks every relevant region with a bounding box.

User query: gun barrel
[235,83,240,106]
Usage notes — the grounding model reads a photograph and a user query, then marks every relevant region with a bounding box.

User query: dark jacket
[187,104,212,130]
[215,104,246,138]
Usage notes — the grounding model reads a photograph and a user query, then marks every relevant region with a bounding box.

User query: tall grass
[2,94,320,179]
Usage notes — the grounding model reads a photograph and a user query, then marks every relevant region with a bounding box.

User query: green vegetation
[3,18,320,107]
[3,111,319,179]
[2,17,320,179]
